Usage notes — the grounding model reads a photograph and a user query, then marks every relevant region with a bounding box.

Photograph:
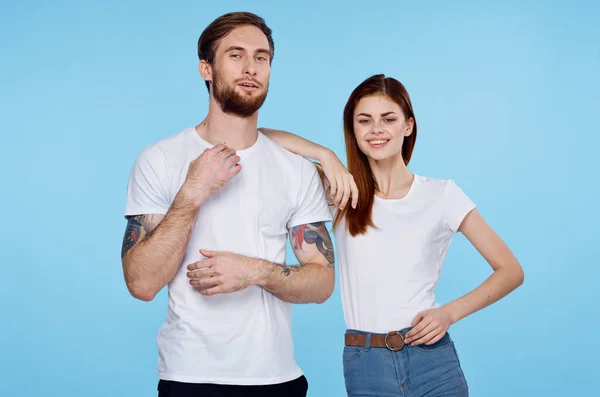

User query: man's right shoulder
[135,127,192,163]
[260,132,311,168]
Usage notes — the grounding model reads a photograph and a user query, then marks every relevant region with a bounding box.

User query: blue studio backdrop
[2,1,598,396]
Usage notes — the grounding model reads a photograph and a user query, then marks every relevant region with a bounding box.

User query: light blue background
[2,0,598,396]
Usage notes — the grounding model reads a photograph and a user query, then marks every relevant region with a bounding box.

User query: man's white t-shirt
[334,174,476,333]
[125,127,332,385]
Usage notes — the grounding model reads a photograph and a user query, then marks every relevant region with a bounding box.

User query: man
[121,12,334,397]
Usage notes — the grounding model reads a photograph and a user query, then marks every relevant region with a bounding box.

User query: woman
[261,74,524,396]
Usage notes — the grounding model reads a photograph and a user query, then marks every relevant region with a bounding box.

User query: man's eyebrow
[224,46,270,56]
[224,46,246,53]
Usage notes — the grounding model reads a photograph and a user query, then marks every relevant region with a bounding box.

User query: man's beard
[212,72,268,118]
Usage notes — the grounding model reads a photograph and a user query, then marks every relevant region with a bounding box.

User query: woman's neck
[369,154,414,199]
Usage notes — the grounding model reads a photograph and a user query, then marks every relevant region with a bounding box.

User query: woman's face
[353,95,414,162]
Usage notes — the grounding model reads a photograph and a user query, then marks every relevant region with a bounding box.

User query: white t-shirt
[124,127,332,385]
[334,174,476,333]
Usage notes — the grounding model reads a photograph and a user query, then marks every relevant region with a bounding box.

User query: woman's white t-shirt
[334,174,476,333]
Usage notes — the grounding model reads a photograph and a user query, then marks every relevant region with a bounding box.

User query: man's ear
[199,60,213,84]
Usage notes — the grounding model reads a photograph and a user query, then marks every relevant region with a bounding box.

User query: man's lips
[237,81,260,90]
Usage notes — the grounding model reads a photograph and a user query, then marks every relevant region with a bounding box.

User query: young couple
[121,11,524,397]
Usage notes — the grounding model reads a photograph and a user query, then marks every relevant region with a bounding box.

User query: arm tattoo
[121,215,157,258]
[286,221,334,275]
[276,263,306,276]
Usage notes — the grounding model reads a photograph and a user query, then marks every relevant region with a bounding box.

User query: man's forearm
[123,187,203,301]
[255,259,334,304]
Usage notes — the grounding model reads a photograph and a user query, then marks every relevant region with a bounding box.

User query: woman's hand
[319,150,358,210]
[404,307,454,346]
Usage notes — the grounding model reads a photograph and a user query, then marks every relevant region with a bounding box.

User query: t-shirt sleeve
[287,160,334,229]
[125,145,171,217]
[444,180,476,233]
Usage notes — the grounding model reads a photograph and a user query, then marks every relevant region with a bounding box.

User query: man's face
[208,25,271,117]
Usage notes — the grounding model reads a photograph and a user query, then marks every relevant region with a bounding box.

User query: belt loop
[364,333,371,351]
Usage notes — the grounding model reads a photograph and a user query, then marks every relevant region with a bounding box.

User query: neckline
[374,174,420,203]
[189,127,262,157]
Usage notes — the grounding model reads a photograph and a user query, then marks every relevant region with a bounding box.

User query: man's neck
[195,98,259,150]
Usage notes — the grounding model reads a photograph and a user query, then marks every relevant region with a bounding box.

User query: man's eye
[231,54,241,59]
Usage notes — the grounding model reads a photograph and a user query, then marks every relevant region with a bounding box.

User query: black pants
[157,376,308,397]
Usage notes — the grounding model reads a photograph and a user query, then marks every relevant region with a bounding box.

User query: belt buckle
[384,330,404,352]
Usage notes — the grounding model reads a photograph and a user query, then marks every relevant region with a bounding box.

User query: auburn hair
[333,74,417,236]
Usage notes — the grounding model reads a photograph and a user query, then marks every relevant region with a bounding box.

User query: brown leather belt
[345,330,406,352]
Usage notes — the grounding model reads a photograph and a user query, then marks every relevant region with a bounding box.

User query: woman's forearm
[444,264,524,323]
[259,128,332,161]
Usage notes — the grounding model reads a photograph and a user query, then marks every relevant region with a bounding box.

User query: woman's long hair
[333,74,418,236]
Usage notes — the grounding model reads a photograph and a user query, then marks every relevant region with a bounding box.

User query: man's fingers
[187,260,207,271]
[199,249,216,258]
[229,163,242,176]
[225,155,240,167]
[187,267,218,279]
[198,284,226,296]
[190,276,222,289]
[220,147,236,161]
[211,143,227,153]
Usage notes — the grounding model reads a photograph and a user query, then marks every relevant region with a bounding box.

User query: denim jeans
[343,328,468,397]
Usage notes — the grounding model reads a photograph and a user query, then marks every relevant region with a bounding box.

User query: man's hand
[404,307,454,346]
[186,249,262,296]
[183,143,241,202]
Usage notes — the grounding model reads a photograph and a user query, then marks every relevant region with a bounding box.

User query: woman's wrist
[318,147,335,163]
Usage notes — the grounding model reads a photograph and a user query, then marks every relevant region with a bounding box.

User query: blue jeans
[343,328,468,397]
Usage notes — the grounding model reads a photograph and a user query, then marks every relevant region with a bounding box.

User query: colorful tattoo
[121,215,154,258]
[290,222,335,269]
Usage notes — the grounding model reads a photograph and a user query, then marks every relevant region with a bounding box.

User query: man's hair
[198,12,275,92]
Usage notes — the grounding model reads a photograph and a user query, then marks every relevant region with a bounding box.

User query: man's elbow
[125,279,158,302]
[130,286,157,302]
[123,261,158,302]
[315,277,335,304]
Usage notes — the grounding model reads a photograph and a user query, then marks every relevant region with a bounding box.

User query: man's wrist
[178,183,209,210]
[250,258,271,288]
